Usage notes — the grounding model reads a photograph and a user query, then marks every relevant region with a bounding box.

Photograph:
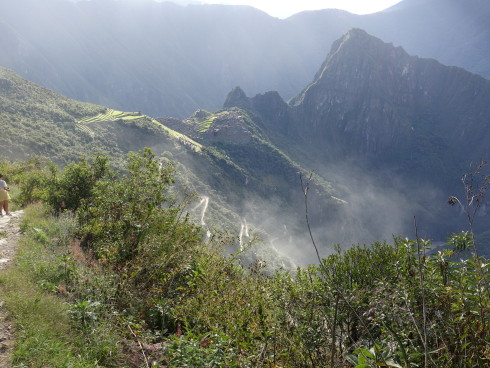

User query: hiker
[0,174,11,216]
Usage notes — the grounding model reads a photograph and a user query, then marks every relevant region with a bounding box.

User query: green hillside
[0,66,344,267]
[0,66,203,165]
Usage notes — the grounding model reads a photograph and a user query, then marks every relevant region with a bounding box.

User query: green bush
[165,332,252,368]
[75,148,202,330]
[45,154,110,214]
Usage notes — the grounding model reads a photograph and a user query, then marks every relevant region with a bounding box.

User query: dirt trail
[0,210,23,368]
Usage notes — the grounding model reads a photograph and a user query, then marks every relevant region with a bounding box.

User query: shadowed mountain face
[292,30,490,167]
[222,29,490,242]
[0,0,489,118]
[224,29,490,186]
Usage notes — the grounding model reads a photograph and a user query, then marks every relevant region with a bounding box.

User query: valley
[0,1,489,366]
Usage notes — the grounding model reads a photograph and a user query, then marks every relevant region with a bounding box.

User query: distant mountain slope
[224,29,490,241]
[0,0,489,118]
[159,108,337,204]
[0,0,310,118]
[372,0,490,76]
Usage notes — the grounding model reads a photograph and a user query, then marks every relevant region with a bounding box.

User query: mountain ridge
[224,29,490,179]
[220,29,490,242]
[1,0,489,118]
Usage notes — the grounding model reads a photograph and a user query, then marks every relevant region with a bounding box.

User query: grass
[2,271,100,368]
[77,109,142,125]
[185,110,230,133]
[0,204,126,368]
[78,108,203,152]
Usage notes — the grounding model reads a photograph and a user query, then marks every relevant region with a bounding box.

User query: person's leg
[0,200,5,215]
[3,200,9,215]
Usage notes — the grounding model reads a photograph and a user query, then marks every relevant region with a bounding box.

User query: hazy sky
[74,1,405,19]
[198,0,404,18]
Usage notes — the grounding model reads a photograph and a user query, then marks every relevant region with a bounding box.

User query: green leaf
[355,348,375,360]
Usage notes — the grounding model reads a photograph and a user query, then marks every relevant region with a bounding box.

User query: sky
[72,0,405,19]
[197,0,404,18]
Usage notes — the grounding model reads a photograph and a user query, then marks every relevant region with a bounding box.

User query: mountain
[0,64,345,266]
[0,0,489,118]
[292,29,490,172]
[223,29,490,242]
[289,0,490,83]
[225,29,490,185]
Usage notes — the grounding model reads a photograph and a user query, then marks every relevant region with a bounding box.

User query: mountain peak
[328,28,375,53]
[287,28,490,167]
[340,27,371,40]
[291,28,413,107]
[317,28,409,80]
[223,86,251,110]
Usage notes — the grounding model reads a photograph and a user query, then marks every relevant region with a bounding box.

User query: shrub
[44,154,110,214]
[76,148,202,330]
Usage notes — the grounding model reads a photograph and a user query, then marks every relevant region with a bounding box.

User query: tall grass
[0,204,125,368]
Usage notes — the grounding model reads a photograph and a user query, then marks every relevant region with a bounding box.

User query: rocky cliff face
[224,28,490,191]
[292,29,490,170]
[291,29,417,155]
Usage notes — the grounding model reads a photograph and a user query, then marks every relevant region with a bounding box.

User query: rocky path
[0,211,23,368]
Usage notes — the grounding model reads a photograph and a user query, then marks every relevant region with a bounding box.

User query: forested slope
[0,152,488,367]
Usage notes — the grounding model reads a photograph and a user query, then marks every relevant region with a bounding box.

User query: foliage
[1,155,489,367]
[45,154,110,214]
[71,149,202,333]
[165,332,251,368]
[0,158,46,208]
[0,204,125,368]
